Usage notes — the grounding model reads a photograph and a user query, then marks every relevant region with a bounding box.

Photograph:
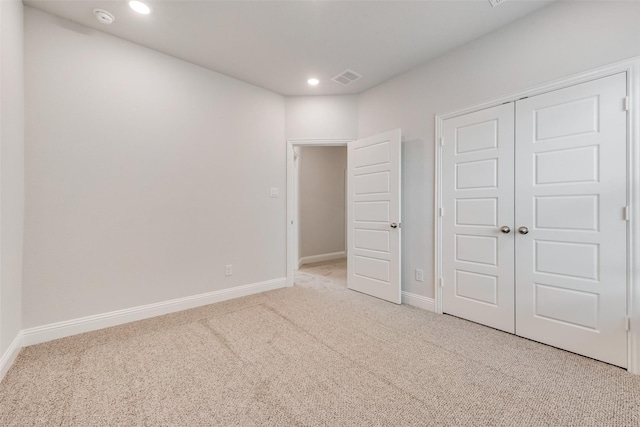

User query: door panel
[535,195,598,230]
[515,73,628,368]
[455,270,498,305]
[347,129,401,303]
[442,104,515,333]
[456,158,498,189]
[455,198,497,226]
[455,235,498,266]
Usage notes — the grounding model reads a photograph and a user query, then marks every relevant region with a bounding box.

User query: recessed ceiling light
[307,78,319,86]
[129,1,152,15]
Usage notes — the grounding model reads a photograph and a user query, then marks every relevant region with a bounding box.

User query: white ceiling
[25,0,553,96]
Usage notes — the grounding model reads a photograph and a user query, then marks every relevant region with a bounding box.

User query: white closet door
[442,104,515,333]
[515,73,628,367]
[347,129,401,304]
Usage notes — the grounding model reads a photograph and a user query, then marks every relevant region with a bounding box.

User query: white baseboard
[0,331,24,382]
[402,291,436,312]
[22,277,287,347]
[298,251,346,268]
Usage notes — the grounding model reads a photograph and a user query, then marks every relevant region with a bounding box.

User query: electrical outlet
[225,264,233,276]
[270,187,279,198]
[415,269,424,282]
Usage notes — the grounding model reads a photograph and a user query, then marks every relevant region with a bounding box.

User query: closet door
[515,73,628,367]
[442,104,515,333]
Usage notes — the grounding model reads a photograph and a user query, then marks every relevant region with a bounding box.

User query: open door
[347,129,401,303]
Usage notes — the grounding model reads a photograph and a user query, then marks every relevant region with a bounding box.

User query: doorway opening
[287,130,402,303]
[295,145,348,269]
[287,139,350,286]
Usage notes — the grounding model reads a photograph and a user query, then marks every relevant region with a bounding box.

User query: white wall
[0,0,25,355]
[298,146,347,259]
[358,1,640,299]
[285,96,357,140]
[23,8,286,328]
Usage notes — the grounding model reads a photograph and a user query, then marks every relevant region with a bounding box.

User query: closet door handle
[500,226,511,234]
[518,226,529,235]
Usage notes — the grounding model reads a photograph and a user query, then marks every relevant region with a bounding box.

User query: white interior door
[440,73,628,367]
[442,104,516,333]
[515,73,628,367]
[347,129,401,303]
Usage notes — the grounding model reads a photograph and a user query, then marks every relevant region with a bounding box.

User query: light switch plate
[270,187,279,198]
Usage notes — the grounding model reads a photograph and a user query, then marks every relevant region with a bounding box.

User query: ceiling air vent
[488,0,507,7]
[332,69,362,86]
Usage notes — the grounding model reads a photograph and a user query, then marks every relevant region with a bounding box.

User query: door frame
[286,139,351,287]
[434,56,640,374]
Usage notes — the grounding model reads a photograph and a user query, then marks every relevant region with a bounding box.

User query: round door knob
[500,226,511,234]
[390,222,398,229]
[518,226,529,235]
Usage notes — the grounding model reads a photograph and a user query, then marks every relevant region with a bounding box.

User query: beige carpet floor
[1,258,639,426]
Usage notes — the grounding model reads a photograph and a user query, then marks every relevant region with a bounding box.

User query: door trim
[286,139,351,287]
[434,56,640,374]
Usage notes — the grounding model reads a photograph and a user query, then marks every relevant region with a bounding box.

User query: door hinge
[439,207,444,217]
[624,206,630,221]
[624,96,630,111]
[440,137,444,147]
[625,317,631,331]
[439,278,444,288]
